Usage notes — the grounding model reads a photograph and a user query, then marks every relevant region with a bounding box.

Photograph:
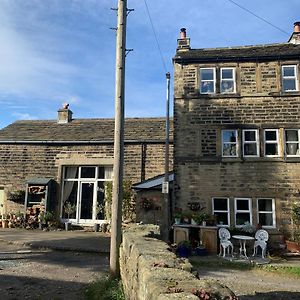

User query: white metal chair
[218,228,233,257]
[253,229,269,259]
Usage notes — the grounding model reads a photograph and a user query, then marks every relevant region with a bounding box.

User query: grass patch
[85,276,125,300]
[261,265,300,278]
[190,257,300,278]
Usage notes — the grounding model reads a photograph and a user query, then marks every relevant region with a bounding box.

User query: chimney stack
[288,21,300,44]
[57,103,73,124]
[177,27,190,52]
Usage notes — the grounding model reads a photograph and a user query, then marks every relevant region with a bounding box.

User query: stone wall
[120,225,236,300]
[0,143,173,214]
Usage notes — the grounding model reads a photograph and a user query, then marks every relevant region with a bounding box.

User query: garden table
[232,235,254,259]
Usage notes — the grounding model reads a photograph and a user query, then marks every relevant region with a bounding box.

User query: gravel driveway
[190,256,300,299]
[0,241,109,300]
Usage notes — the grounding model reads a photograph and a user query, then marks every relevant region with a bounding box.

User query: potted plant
[192,212,209,226]
[173,207,182,224]
[64,202,76,231]
[286,202,300,252]
[182,211,192,224]
[176,240,191,257]
[94,202,104,232]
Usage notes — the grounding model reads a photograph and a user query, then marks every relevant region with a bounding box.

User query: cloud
[12,112,38,120]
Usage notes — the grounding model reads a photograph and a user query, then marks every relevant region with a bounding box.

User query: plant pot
[286,240,300,253]
[94,223,100,232]
[174,218,181,225]
[177,246,191,258]
[191,219,197,225]
[195,246,207,256]
[2,220,8,228]
[202,221,206,226]
[65,222,71,231]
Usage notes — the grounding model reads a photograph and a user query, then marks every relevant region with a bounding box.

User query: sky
[0,0,299,129]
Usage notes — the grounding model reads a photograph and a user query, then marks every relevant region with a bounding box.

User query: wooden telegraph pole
[110,0,127,278]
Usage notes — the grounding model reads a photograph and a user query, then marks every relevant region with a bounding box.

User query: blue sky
[0,0,299,129]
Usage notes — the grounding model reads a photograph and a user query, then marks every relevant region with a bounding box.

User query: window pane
[286,130,298,142]
[98,167,105,179]
[236,213,250,225]
[221,69,233,79]
[244,143,257,156]
[214,198,228,210]
[223,144,237,156]
[81,167,96,178]
[265,144,278,155]
[201,69,214,80]
[286,143,299,155]
[223,131,236,143]
[283,66,295,77]
[283,79,296,91]
[201,81,214,93]
[258,213,273,226]
[265,131,277,141]
[96,181,105,220]
[258,199,272,211]
[62,182,78,219]
[64,167,79,179]
[215,212,228,225]
[236,199,249,210]
[244,131,256,141]
[221,81,234,93]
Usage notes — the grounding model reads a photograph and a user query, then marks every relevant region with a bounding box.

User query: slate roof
[0,118,173,143]
[174,43,300,63]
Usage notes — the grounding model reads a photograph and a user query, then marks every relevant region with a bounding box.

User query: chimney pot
[294,21,300,33]
[180,28,187,39]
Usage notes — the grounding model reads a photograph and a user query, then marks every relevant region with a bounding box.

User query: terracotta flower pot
[286,240,300,253]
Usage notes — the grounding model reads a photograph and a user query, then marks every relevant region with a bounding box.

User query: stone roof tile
[0,118,173,142]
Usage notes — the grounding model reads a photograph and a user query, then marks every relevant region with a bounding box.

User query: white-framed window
[234,198,252,227]
[212,197,230,226]
[285,129,300,156]
[242,129,259,157]
[282,65,298,92]
[264,129,279,157]
[222,130,238,157]
[200,68,216,94]
[220,67,236,93]
[257,198,276,228]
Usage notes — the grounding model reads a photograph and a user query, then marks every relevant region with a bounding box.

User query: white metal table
[232,235,254,259]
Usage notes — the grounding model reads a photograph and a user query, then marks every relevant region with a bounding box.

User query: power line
[143,0,168,73]
[226,0,290,36]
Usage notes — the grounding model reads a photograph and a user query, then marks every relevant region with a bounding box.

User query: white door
[0,188,4,216]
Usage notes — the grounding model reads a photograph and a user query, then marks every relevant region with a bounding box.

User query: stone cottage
[0,105,173,226]
[173,23,300,239]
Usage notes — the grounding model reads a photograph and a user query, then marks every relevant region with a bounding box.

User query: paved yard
[0,241,109,300]
[190,255,300,299]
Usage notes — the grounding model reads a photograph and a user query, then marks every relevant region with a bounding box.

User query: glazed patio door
[78,182,95,222]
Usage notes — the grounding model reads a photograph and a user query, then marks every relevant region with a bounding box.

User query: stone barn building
[0,105,173,226]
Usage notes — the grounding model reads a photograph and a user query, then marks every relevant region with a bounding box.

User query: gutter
[173,54,300,64]
[0,139,174,145]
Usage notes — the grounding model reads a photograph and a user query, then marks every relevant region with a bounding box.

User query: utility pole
[162,72,171,241]
[110,0,127,278]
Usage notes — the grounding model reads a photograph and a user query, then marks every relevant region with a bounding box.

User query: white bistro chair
[218,228,233,257]
[253,229,269,259]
